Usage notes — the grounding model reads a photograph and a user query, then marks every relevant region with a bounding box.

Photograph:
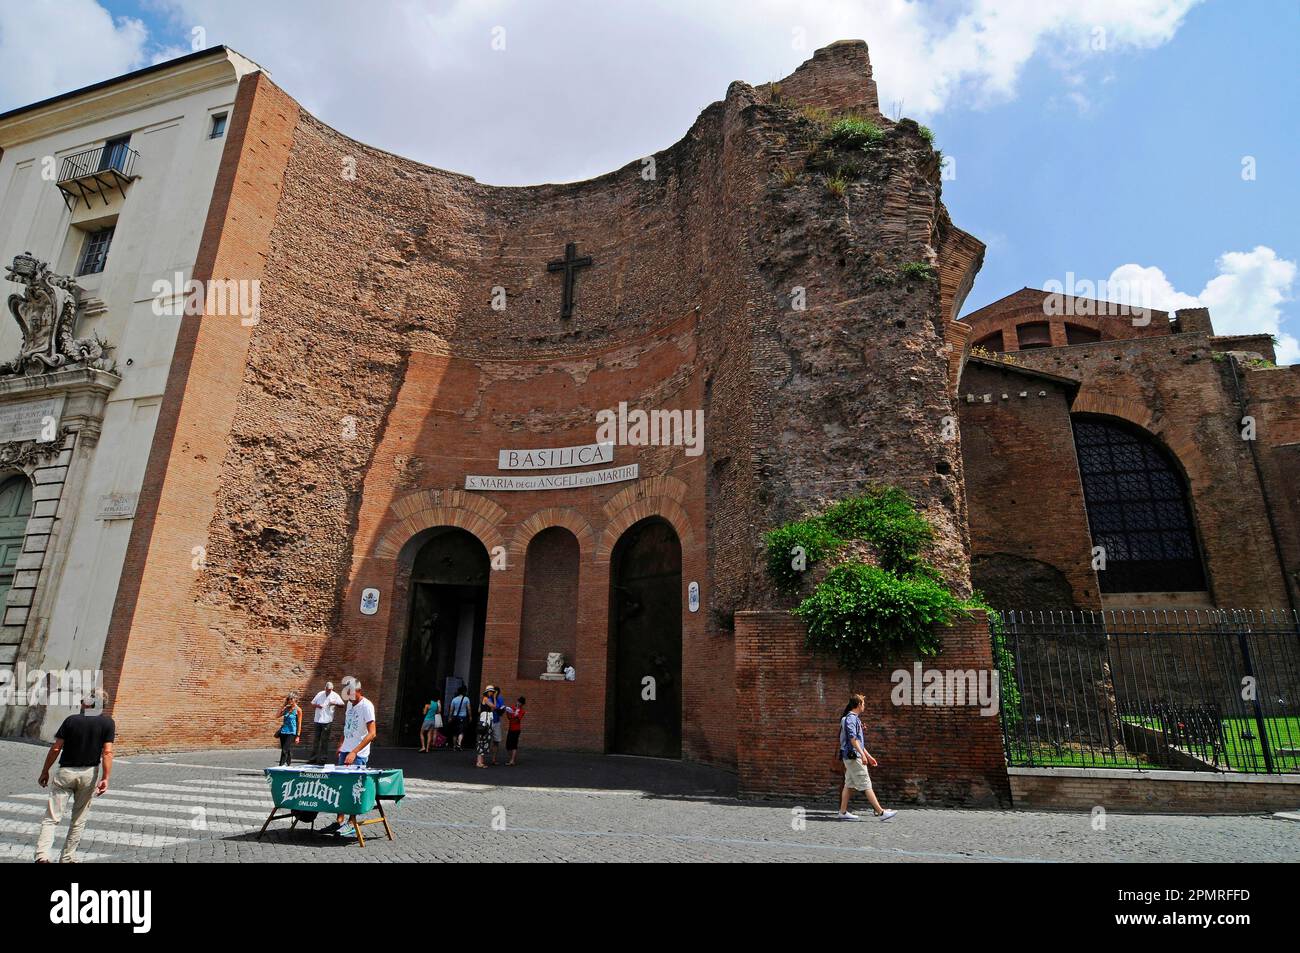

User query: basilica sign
[466,464,638,492]
[497,441,613,471]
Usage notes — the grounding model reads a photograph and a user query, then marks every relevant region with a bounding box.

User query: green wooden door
[0,476,33,611]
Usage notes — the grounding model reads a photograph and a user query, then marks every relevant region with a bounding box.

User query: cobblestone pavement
[2,739,1296,863]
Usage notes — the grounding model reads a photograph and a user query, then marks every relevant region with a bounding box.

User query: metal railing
[991,609,1300,773]
[57,142,139,183]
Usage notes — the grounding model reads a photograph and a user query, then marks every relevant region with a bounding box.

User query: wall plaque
[497,442,614,471]
[0,396,63,444]
[466,463,638,492]
[97,491,138,520]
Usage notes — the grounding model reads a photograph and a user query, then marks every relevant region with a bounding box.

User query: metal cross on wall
[547,242,593,319]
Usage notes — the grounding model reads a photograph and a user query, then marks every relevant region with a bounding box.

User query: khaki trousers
[35,765,98,862]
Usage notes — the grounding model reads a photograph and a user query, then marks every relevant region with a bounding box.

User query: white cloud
[1107,248,1299,364]
[0,0,149,111]
[17,0,1193,185]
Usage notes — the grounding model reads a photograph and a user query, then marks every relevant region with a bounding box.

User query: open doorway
[396,527,489,747]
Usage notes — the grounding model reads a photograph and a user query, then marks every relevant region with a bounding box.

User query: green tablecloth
[263,767,405,815]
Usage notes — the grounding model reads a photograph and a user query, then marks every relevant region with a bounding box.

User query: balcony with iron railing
[56,141,140,211]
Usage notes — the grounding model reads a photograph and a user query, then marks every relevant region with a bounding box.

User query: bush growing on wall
[764,486,978,669]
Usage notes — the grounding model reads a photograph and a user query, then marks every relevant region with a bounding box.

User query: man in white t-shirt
[321,675,376,837]
[308,680,344,765]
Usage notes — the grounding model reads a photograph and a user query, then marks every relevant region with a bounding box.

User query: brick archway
[596,475,694,562]
[509,507,596,561]
[1070,391,1205,483]
[372,488,507,560]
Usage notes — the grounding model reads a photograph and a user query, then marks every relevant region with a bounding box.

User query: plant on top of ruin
[825,174,849,198]
[825,115,885,149]
[900,261,937,282]
[969,345,1020,365]
[799,105,832,127]
[764,487,980,669]
[779,166,801,187]
[918,125,935,145]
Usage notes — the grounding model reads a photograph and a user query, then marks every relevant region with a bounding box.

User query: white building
[0,47,262,737]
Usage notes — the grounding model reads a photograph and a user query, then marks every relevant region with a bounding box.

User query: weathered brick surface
[1240,362,1300,607]
[956,289,1295,610]
[102,43,989,801]
[1010,334,1291,607]
[1010,768,1300,814]
[958,359,1099,609]
[734,611,1010,805]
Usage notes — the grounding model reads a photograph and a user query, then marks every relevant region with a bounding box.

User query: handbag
[433,713,443,729]
[479,709,493,728]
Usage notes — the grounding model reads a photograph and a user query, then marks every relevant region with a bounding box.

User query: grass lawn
[1006,716,1300,771]
[1005,743,1143,769]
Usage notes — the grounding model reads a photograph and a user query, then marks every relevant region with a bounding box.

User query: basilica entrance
[396,528,490,747]
[608,517,682,758]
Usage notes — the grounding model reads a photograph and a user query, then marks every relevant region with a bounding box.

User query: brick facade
[97,40,999,808]
[958,292,1298,612]
[735,611,1011,805]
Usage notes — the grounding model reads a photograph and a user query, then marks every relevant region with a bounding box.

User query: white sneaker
[837,811,862,821]
[878,809,898,822]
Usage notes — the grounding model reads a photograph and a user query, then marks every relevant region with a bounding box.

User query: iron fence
[991,609,1300,773]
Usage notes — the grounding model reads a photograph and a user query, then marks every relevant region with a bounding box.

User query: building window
[209,113,228,139]
[1065,324,1101,346]
[1017,322,1053,349]
[1073,416,1207,593]
[98,136,131,174]
[76,226,115,276]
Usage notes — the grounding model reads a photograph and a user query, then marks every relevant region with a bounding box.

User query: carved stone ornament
[0,428,69,468]
[541,651,567,681]
[2,252,116,377]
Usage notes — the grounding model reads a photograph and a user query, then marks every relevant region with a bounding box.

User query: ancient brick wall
[1010,334,1291,608]
[734,611,1010,805]
[958,360,1100,609]
[101,72,304,743]
[102,41,984,788]
[1241,362,1300,608]
[960,287,1172,352]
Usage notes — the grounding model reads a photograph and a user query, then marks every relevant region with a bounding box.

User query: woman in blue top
[277,692,301,766]
[419,692,442,752]
[837,693,896,822]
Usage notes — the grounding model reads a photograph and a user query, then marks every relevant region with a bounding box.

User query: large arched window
[1072,416,1206,593]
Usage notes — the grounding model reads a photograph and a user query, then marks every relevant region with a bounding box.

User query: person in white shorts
[838,693,896,821]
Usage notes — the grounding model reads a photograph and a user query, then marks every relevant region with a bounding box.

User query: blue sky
[3,1,1297,358]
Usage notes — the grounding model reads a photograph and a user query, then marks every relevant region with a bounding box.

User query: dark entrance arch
[396,527,490,747]
[608,517,682,758]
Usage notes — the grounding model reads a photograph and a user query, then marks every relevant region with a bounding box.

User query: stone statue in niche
[2,252,116,377]
[540,652,566,681]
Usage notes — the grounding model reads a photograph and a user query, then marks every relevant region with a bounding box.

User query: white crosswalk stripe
[0,773,277,863]
[0,802,249,834]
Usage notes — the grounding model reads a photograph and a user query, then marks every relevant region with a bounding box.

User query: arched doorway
[608,517,682,758]
[0,475,33,612]
[396,527,490,746]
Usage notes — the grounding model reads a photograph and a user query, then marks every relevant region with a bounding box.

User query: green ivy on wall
[763,486,981,669]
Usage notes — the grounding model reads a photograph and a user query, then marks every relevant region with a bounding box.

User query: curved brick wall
[103,42,987,770]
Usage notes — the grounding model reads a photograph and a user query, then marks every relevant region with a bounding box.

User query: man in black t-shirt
[35,690,115,863]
